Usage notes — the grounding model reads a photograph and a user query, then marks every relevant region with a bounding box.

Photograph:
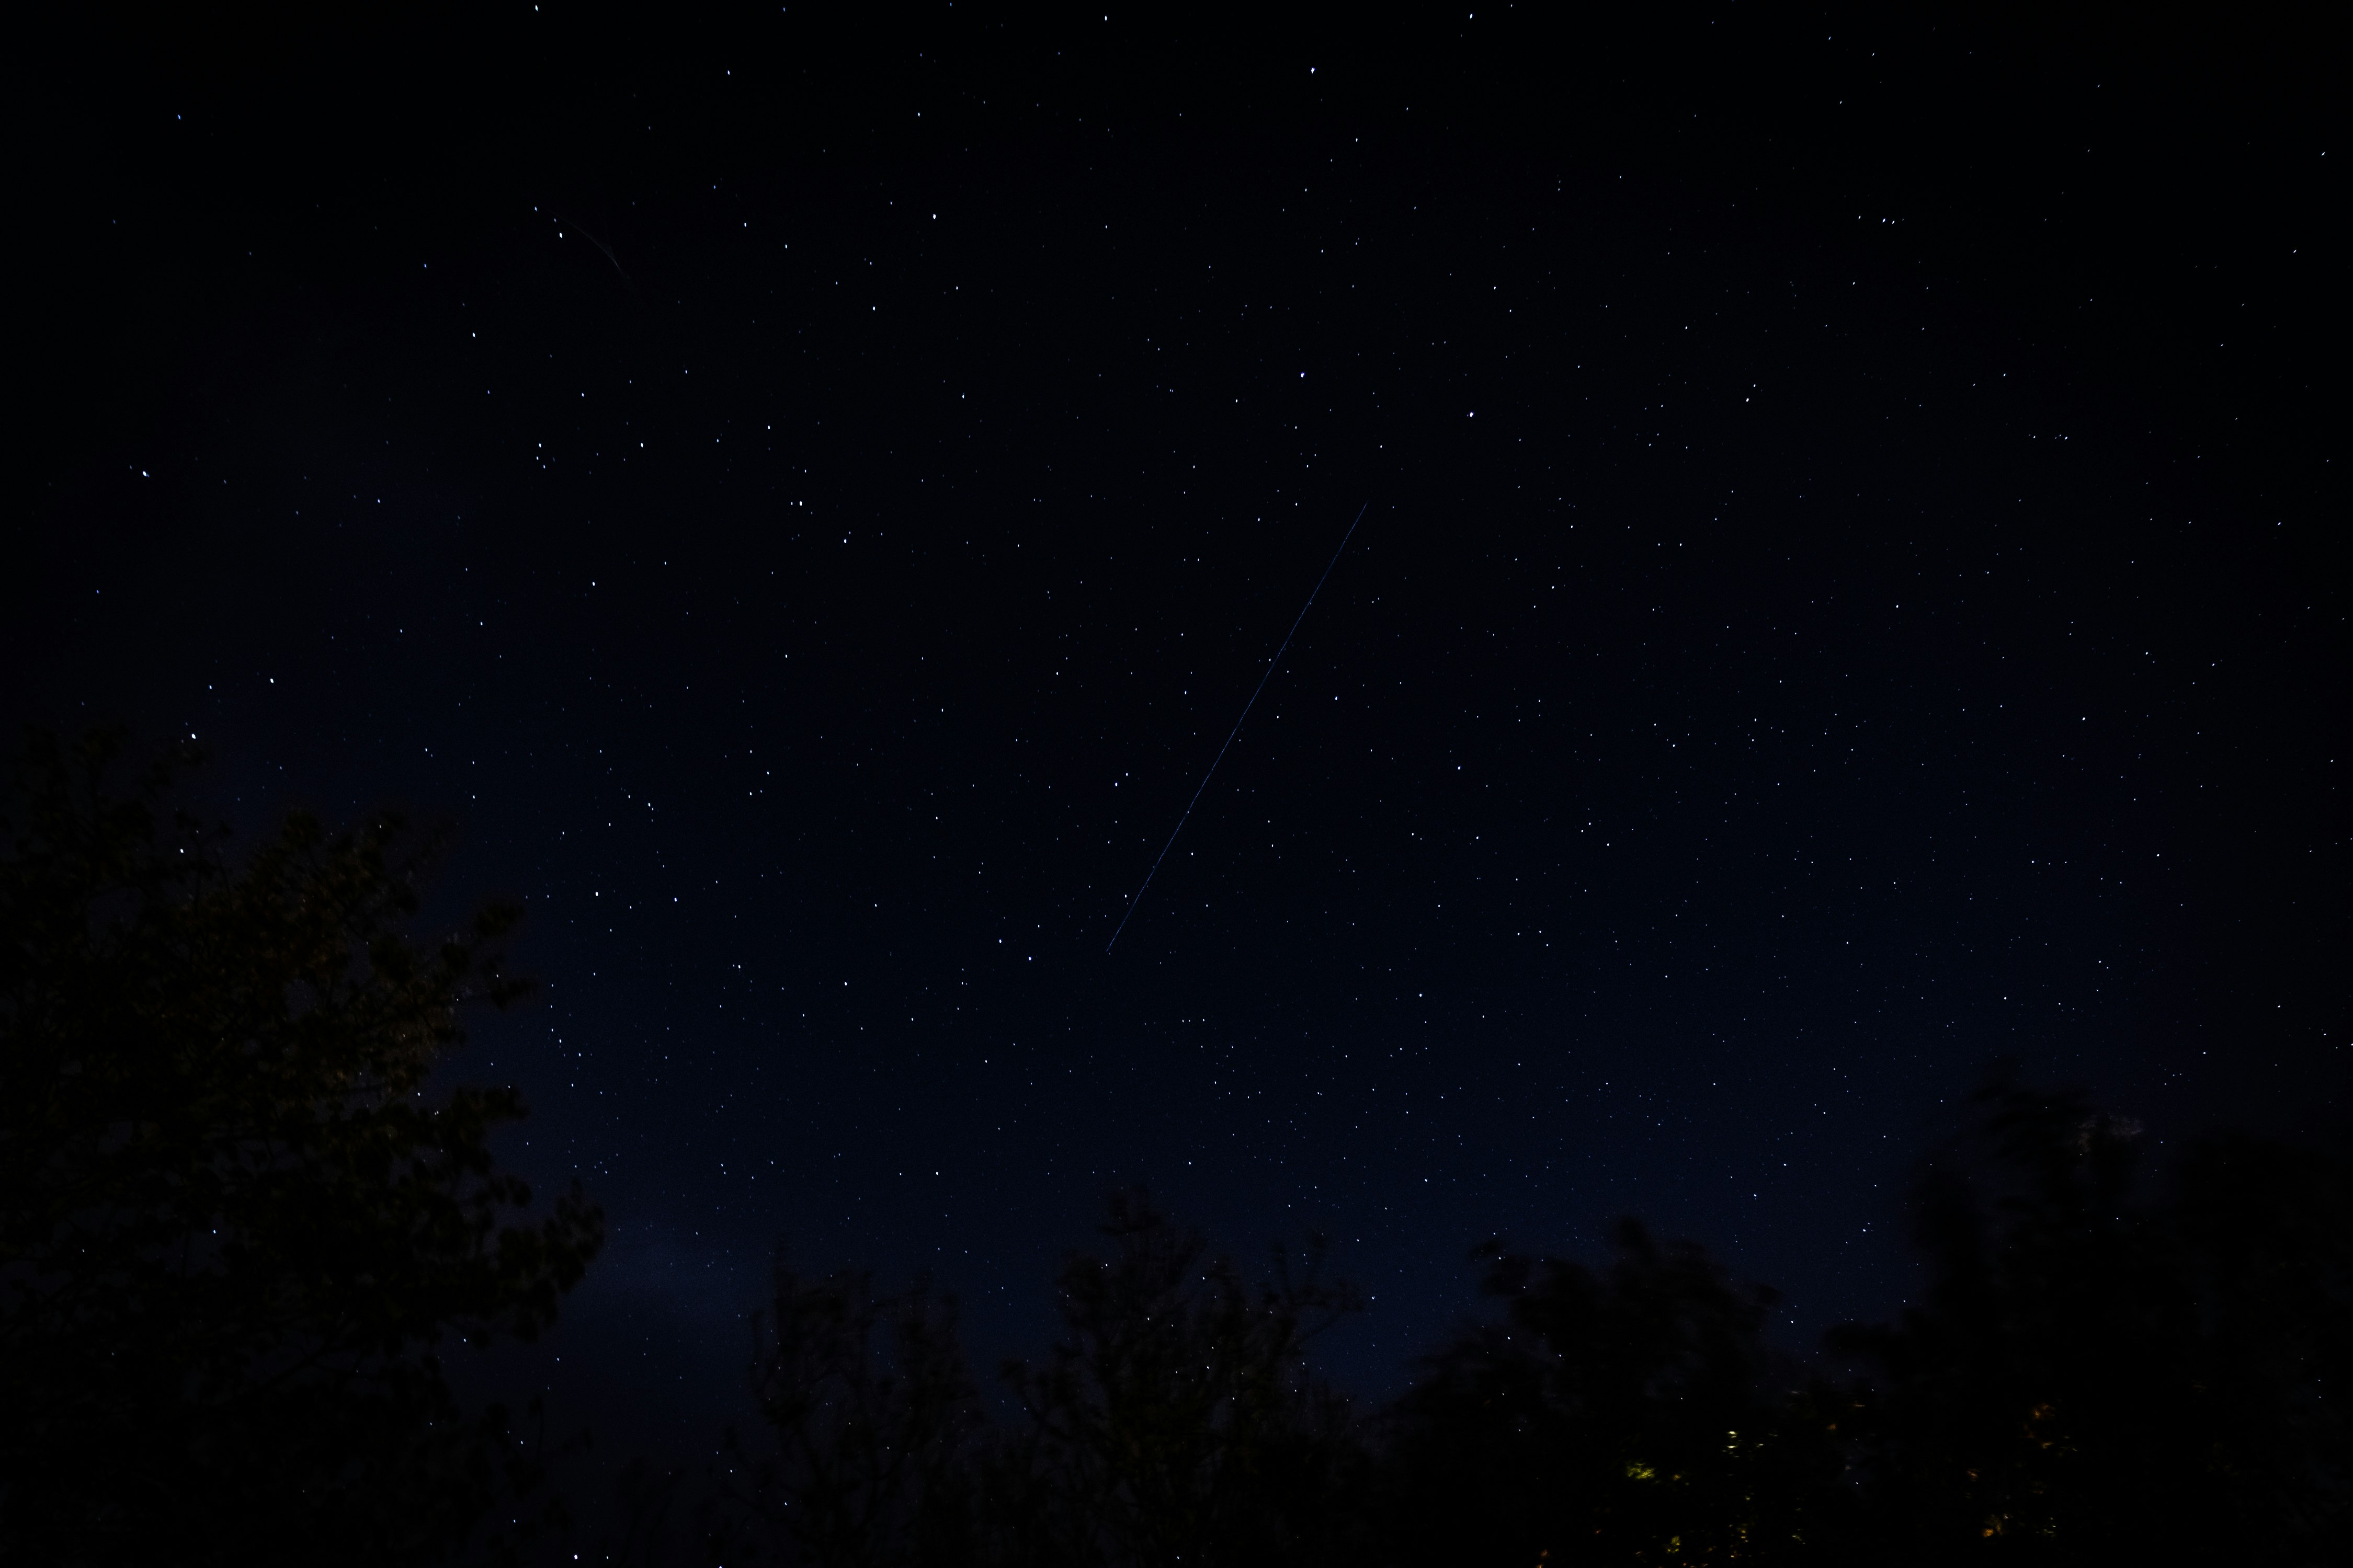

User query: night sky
[12,9,2343,1471]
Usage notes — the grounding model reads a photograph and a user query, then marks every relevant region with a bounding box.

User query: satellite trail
[1106,502,1370,954]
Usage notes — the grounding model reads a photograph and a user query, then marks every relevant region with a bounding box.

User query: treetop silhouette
[0,729,602,1566]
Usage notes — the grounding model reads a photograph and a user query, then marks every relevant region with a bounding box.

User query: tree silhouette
[1379,1220,1853,1566]
[713,1193,1366,1568]
[711,1261,986,1567]
[988,1192,1368,1568]
[2168,1130,2353,1550]
[1826,1070,2350,1563]
[658,1095,2344,1567]
[0,730,604,1566]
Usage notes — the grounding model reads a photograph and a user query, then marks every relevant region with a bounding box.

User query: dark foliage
[987,1193,1370,1568]
[1377,1220,1855,1564]
[8,731,2345,1565]
[0,730,605,1566]
[710,1263,986,1567]
[699,1101,2347,1568]
[1369,1073,2349,1566]
[707,1194,1368,1568]
[1826,1073,2351,1564]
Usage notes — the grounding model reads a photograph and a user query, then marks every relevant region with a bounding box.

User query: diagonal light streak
[1106,502,1370,954]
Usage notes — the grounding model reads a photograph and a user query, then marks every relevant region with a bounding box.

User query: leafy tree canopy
[0,729,603,1566]
[710,1194,1365,1568]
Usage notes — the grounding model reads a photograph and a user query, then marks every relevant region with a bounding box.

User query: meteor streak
[1105,501,1369,954]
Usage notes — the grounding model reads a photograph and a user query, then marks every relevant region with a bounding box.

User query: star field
[10,7,2341,1465]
